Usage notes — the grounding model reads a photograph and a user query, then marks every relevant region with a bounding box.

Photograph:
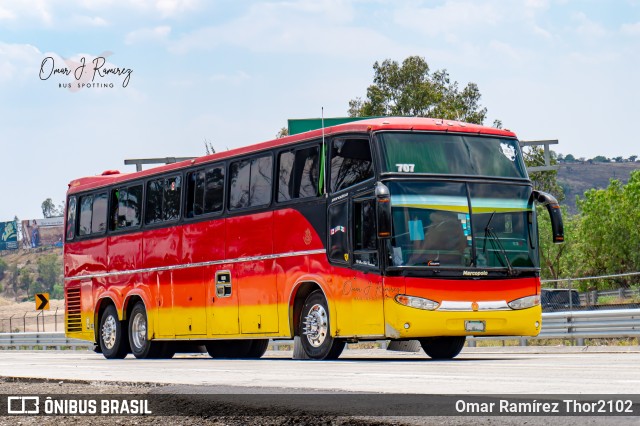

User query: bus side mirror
[375,182,392,239]
[532,190,564,244]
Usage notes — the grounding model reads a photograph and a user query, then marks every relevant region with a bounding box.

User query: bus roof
[67,117,517,194]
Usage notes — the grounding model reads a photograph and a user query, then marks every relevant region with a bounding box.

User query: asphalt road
[1,347,639,394]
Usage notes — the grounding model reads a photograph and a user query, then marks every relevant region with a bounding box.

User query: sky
[1,0,639,221]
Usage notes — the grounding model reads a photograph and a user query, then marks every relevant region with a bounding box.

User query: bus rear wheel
[128,302,167,359]
[419,336,466,360]
[298,290,344,360]
[99,305,129,359]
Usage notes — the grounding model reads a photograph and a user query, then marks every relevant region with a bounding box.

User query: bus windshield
[388,181,538,270]
[378,132,528,179]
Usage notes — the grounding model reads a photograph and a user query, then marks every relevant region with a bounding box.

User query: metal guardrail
[467,309,640,346]
[1,309,638,351]
[0,332,92,350]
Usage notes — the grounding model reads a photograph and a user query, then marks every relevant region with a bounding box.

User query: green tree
[590,155,610,163]
[348,56,487,124]
[37,253,62,294]
[522,147,564,202]
[573,170,640,288]
[537,206,579,281]
[629,155,637,162]
[0,258,7,280]
[276,127,288,138]
[19,269,34,296]
[564,153,576,162]
[41,198,60,218]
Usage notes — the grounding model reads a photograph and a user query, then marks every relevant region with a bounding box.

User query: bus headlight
[508,295,540,310]
[395,295,440,311]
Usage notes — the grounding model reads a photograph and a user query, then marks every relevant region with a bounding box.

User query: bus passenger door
[327,196,385,337]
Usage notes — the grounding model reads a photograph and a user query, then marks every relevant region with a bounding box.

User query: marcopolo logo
[39,51,133,92]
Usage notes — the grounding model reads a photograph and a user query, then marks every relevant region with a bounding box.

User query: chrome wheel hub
[131,312,147,350]
[102,315,117,350]
[302,304,328,347]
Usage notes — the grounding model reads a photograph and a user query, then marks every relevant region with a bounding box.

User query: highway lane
[1,348,639,394]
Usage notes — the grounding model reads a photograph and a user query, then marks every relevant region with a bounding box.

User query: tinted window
[91,192,108,234]
[78,195,93,236]
[66,196,76,240]
[204,167,224,213]
[164,176,181,221]
[277,151,295,202]
[330,139,373,193]
[353,198,378,268]
[328,201,349,264]
[186,165,224,217]
[250,156,272,206]
[278,145,320,202]
[111,185,143,230]
[380,133,527,178]
[126,185,143,227]
[230,155,272,210]
[145,180,163,224]
[229,160,251,209]
[145,176,181,224]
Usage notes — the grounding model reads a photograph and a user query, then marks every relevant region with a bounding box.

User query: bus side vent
[66,288,82,333]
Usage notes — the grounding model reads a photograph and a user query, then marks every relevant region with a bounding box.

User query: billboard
[21,217,64,248]
[0,221,18,250]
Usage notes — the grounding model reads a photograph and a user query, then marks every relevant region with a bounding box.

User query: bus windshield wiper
[484,212,516,276]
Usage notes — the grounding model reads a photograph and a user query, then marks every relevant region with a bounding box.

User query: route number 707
[395,163,415,172]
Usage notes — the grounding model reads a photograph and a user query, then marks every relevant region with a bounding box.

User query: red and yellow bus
[64,117,563,360]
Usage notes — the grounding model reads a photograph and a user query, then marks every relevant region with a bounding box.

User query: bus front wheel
[298,290,344,360]
[419,336,466,360]
[99,305,129,359]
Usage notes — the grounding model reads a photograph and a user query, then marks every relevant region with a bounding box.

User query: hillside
[557,162,640,213]
[0,247,63,302]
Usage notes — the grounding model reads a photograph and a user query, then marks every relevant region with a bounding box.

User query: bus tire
[99,305,129,359]
[246,339,269,359]
[128,302,165,359]
[205,340,252,358]
[419,336,466,360]
[298,290,344,360]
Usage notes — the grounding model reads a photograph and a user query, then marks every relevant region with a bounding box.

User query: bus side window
[204,166,224,213]
[164,176,181,221]
[230,155,272,210]
[66,196,77,241]
[330,138,373,193]
[78,195,93,236]
[146,179,164,224]
[187,166,224,217]
[146,176,181,224]
[126,185,143,227]
[110,188,125,230]
[91,192,108,234]
[278,145,320,202]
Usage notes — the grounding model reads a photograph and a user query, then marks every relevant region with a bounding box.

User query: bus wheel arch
[94,297,116,343]
[297,289,345,360]
[291,281,326,337]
